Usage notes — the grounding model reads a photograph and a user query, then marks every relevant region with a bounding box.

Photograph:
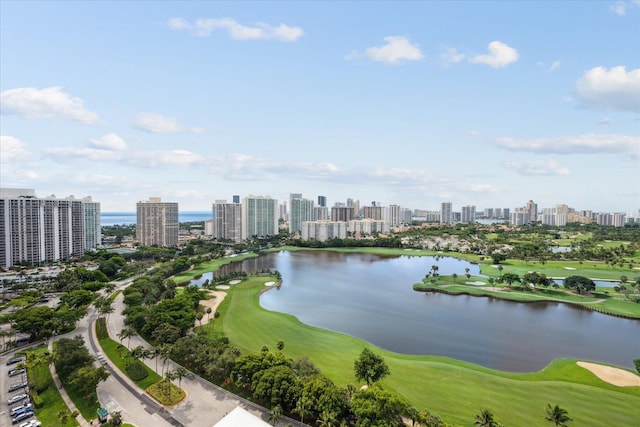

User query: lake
[194,250,640,372]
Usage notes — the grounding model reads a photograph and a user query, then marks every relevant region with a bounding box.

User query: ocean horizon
[101,211,211,226]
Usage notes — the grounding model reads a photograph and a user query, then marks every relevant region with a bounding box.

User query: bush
[95,317,109,340]
[126,361,148,381]
[31,390,44,408]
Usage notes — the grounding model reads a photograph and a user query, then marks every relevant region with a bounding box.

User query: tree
[110,410,123,427]
[196,311,204,328]
[634,359,640,375]
[545,404,572,426]
[474,409,499,427]
[68,365,110,398]
[564,276,596,294]
[452,273,458,283]
[268,404,282,426]
[175,366,188,388]
[354,348,390,386]
[497,265,504,278]
[502,273,520,288]
[350,384,407,427]
[117,327,137,350]
[294,398,313,425]
[277,340,285,351]
[54,335,94,382]
[206,307,213,324]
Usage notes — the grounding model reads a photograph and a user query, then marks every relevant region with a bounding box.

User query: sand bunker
[264,281,276,287]
[465,281,486,286]
[194,290,227,328]
[577,362,640,387]
[216,285,230,290]
[229,279,241,285]
[564,267,576,270]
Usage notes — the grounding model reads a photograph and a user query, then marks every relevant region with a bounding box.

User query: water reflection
[190,250,639,372]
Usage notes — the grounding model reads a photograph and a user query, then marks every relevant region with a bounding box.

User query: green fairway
[207,276,640,427]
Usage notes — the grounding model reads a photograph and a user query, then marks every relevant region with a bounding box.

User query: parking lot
[1,350,42,427]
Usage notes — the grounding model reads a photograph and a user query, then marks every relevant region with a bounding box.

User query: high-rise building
[289,197,315,234]
[440,202,452,224]
[212,200,242,242]
[232,195,240,204]
[331,206,355,222]
[525,200,538,223]
[82,196,101,250]
[363,205,384,221]
[385,205,403,227]
[242,196,278,239]
[136,197,179,247]
[317,195,327,207]
[461,205,476,224]
[0,188,90,267]
[301,220,347,241]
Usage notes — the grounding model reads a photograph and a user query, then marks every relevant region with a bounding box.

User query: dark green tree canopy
[354,348,390,386]
[563,275,596,294]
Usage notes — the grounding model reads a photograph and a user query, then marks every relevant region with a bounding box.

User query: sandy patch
[577,362,640,387]
[465,281,486,286]
[195,290,227,327]
[215,285,230,290]
[229,279,241,285]
[264,281,276,287]
[564,267,576,270]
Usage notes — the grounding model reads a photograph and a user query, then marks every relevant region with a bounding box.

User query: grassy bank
[207,275,639,427]
[171,252,258,283]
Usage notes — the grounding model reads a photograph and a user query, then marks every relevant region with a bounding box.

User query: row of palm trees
[473,404,572,427]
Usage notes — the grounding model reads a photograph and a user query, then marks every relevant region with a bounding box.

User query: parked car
[12,410,33,424]
[7,394,28,405]
[8,383,28,392]
[19,421,41,427]
[12,405,33,417]
[9,368,26,376]
[11,403,32,415]
[6,356,25,366]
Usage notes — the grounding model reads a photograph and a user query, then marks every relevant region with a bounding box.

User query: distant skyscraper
[363,205,384,220]
[317,195,326,207]
[331,206,355,222]
[525,200,538,223]
[0,188,88,267]
[82,196,101,250]
[212,200,242,243]
[440,202,452,224]
[136,197,179,247]
[232,195,240,204]
[242,196,278,239]
[461,205,476,224]
[289,197,315,234]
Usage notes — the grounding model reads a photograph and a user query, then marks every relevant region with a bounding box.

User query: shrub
[31,390,44,408]
[96,317,109,340]
[126,361,149,381]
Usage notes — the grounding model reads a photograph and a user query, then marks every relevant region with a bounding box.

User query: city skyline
[1,1,639,212]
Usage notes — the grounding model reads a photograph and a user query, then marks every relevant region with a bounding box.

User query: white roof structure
[213,406,272,427]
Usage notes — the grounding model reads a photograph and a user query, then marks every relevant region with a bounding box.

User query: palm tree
[175,366,188,388]
[452,273,458,283]
[159,343,172,376]
[196,311,204,328]
[294,399,312,425]
[206,307,212,324]
[497,265,504,278]
[474,409,498,427]
[110,410,123,427]
[545,404,572,426]
[317,409,337,427]
[117,327,137,350]
[268,405,282,426]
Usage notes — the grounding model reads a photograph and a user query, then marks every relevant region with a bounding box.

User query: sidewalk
[47,340,93,427]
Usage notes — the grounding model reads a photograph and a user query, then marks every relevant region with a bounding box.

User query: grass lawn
[171,252,258,283]
[480,259,637,281]
[97,336,161,389]
[207,276,640,427]
[24,346,80,427]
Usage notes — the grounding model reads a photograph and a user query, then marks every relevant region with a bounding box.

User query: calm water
[101,211,212,226]
[194,251,640,372]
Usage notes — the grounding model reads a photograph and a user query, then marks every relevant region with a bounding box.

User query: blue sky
[1,1,639,213]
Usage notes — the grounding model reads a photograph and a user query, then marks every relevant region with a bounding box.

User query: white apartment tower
[440,202,453,224]
[0,188,89,267]
[82,196,102,250]
[212,200,242,243]
[136,198,179,247]
[242,196,278,240]
[289,197,315,234]
[461,205,476,224]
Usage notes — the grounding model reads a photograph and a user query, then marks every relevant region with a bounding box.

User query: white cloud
[90,133,127,151]
[548,60,561,71]
[610,1,640,15]
[439,46,465,66]
[132,149,205,167]
[575,66,640,112]
[47,147,125,162]
[469,41,519,68]
[504,159,570,176]
[167,17,303,41]
[348,36,424,64]
[0,86,100,124]
[133,113,203,134]
[494,133,639,156]
[0,135,30,162]
[467,130,481,136]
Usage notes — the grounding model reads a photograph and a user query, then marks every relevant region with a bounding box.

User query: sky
[1,1,639,213]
